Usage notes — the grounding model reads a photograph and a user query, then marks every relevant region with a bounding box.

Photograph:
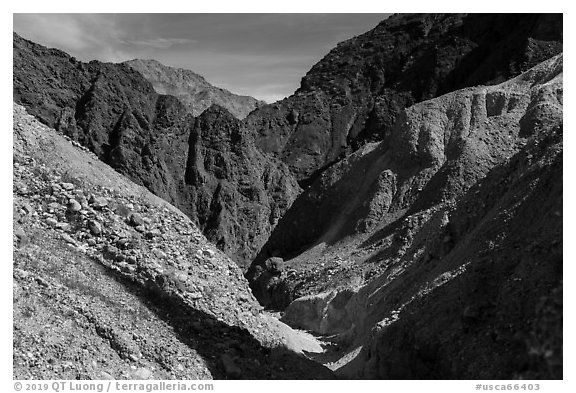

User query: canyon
[13,13,563,379]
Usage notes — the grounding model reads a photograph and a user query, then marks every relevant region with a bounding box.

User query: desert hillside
[271,54,563,379]
[13,103,331,379]
[13,13,562,380]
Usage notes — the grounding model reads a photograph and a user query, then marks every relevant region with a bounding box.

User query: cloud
[13,14,133,62]
[124,37,197,49]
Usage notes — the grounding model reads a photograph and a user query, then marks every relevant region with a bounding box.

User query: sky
[13,14,390,103]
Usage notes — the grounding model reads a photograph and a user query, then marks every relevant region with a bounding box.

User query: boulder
[67,199,82,213]
[89,195,108,209]
[264,257,284,275]
[87,220,102,236]
[128,213,145,227]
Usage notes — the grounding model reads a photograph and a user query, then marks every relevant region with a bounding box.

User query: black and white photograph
[8,5,568,387]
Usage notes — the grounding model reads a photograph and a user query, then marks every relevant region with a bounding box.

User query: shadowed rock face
[245,13,562,182]
[251,54,562,308]
[13,33,299,268]
[13,13,563,380]
[346,121,563,379]
[183,105,301,266]
[245,14,562,308]
[256,55,563,379]
[13,32,191,202]
[124,59,264,119]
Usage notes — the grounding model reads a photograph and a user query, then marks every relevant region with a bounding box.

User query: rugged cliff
[264,55,563,379]
[13,13,563,379]
[13,32,299,268]
[124,59,264,119]
[245,13,562,182]
[14,13,563,269]
[346,119,562,379]
[246,14,563,306]
[183,105,300,265]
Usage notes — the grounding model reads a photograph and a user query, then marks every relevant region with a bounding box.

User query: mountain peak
[124,59,263,119]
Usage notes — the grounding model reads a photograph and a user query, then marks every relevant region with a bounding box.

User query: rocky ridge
[248,52,563,307]
[344,117,562,379]
[13,103,331,379]
[185,105,301,266]
[251,54,563,379]
[245,13,562,182]
[13,14,563,270]
[13,32,299,268]
[13,13,563,380]
[124,59,264,119]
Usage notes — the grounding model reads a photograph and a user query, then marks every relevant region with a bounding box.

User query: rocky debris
[67,199,82,212]
[87,220,102,236]
[13,102,333,380]
[132,367,152,380]
[128,213,145,227]
[280,289,356,336]
[124,59,264,119]
[56,223,71,231]
[14,227,28,248]
[202,248,216,258]
[90,196,108,209]
[245,14,562,181]
[45,217,58,227]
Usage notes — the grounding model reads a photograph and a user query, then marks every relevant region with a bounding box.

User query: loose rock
[90,196,108,209]
[55,222,70,231]
[128,213,145,227]
[68,200,82,213]
[88,220,102,236]
[45,217,58,227]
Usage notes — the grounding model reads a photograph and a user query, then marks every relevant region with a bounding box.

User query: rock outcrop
[13,32,298,268]
[245,13,562,182]
[13,13,563,380]
[344,121,562,379]
[184,105,301,266]
[124,59,264,119]
[258,55,563,379]
[13,32,191,202]
[248,52,563,307]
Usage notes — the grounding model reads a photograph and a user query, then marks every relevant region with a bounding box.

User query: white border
[2,2,572,391]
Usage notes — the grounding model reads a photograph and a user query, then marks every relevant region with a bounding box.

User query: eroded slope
[249,55,562,308]
[249,55,563,379]
[13,103,332,379]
